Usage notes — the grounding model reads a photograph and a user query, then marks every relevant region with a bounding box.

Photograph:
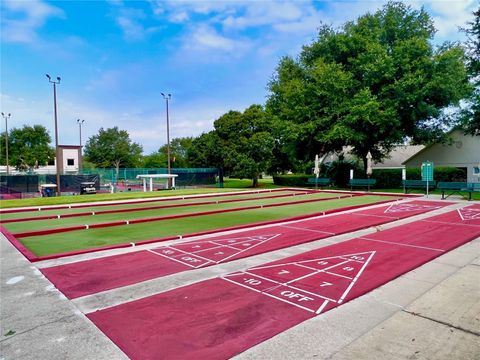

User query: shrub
[273,174,309,187]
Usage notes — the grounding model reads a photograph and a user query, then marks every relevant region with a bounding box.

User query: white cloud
[170,11,189,23]
[110,5,161,41]
[184,25,250,53]
[1,0,64,43]
[117,16,147,41]
[426,0,476,38]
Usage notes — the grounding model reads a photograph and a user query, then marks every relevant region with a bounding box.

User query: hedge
[273,166,467,188]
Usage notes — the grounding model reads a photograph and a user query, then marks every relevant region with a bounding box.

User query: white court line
[338,251,375,303]
[316,299,330,314]
[224,270,337,302]
[457,208,465,221]
[146,249,211,269]
[249,251,374,271]
[421,219,480,227]
[219,234,282,264]
[284,260,351,285]
[279,224,335,235]
[188,242,243,254]
[359,237,446,252]
[221,276,316,314]
[238,270,338,302]
[324,271,353,280]
[161,245,215,262]
[352,213,398,219]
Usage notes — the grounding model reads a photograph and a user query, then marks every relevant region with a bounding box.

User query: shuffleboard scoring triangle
[384,202,440,214]
[457,207,480,221]
[222,251,376,314]
[153,233,282,268]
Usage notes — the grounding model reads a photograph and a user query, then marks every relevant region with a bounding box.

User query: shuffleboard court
[0,189,313,222]
[87,207,480,360]
[8,195,398,259]
[41,200,447,299]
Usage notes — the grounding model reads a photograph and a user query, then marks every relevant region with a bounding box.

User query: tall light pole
[77,119,85,147]
[1,112,10,175]
[46,74,61,196]
[161,93,172,186]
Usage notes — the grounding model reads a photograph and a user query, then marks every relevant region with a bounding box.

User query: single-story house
[402,129,480,183]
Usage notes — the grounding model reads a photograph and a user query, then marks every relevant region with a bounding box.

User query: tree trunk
[252,176,259,188]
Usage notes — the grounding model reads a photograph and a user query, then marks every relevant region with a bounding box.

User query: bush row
[273,166,467,188]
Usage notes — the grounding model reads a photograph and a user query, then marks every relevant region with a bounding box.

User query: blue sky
[0,0,477,154]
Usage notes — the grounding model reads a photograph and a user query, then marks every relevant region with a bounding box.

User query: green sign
[421,161,434,181]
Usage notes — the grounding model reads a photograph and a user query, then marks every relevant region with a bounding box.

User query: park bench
[402,180,436,194]
[437,182,480,201]
[306,177,332,188]
[349,178,376,191]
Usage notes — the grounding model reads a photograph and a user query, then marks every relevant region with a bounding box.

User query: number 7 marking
[320,281,333,287]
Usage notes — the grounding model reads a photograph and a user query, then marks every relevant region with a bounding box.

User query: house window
[67,159,75,166]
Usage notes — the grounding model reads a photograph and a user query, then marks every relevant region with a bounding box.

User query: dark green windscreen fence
[0,168,220,198]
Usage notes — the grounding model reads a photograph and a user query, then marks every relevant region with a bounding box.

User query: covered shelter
[136,174,178,191]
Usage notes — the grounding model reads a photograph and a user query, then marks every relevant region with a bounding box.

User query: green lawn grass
[20,195,395,256]
[3,192,339,233]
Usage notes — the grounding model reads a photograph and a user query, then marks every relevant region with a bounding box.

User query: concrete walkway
[1,197,479,359]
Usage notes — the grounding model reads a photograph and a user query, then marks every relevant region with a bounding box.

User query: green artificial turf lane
[0,189,300,221]
[20,195,397,256]
[3,192,340,232]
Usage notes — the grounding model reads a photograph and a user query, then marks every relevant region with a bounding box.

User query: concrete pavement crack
[402,310,480,337]
[0,314,76,342]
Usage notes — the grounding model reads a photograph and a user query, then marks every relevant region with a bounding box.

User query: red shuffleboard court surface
[87,205,480,360]
[42,200,447,299]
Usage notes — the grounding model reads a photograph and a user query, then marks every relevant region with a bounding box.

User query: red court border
[3,198,399,262]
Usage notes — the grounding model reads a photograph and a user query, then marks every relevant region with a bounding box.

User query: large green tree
[0,125,54,171]
[460,7,480,135]
[189,105,275,186]
[267,1,471,171]
[84,127,143,177]
[143,137,194,168]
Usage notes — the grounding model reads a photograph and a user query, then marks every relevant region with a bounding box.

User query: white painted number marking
[319,281,333,287]
[162,249,174,255]
[280,291,314,302]
[317,261,329,265]
[278,269,290,275]
[181,256,201,263]
[343,267,354,272]
[244,278,262,285]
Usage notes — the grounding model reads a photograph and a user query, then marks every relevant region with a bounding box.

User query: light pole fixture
[1,112,11,175]
[161,92,172,180]
[77,119,85,147]
[46,74,61,196]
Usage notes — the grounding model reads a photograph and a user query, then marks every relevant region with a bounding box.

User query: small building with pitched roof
[402,130,480,182]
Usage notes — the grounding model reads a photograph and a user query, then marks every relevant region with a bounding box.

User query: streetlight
[161,92,172,187]
[46,74,61,196]
[1,112,10,175]
[77,119,85,147]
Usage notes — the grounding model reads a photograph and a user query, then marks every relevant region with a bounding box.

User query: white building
[403,130,480,182]
[0,145,83,175]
